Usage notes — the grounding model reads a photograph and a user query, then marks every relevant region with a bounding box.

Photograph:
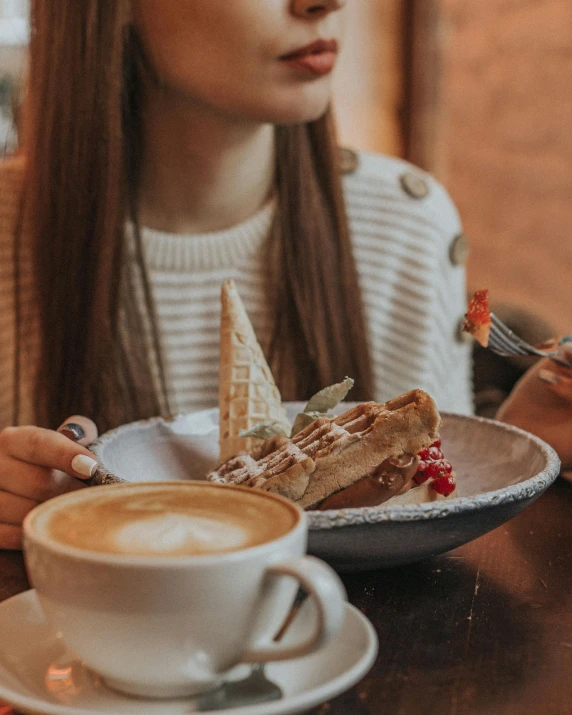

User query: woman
[0,0,566,549]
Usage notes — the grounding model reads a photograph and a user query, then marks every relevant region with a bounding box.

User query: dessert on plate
[210,281,457,510]
[208,389,457,510]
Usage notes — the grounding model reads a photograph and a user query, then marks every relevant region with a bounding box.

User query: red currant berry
[432,475,456,496]
[428,446,443,461]
[414,461,430,483]
[418,448,430,461]
[425,461,442,479]
[431,459,453,478]
[431,437,442,449]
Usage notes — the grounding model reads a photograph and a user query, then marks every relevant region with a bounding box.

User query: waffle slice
[218,280,290,462]
[209,389,442,510]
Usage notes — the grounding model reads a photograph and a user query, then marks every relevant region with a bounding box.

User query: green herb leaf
[239,420,290,440]
[303,377,355,415]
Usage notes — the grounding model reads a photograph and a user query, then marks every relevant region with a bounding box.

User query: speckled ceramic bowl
[90,403,560,571]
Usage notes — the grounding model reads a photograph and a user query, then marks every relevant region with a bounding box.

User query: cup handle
[241,555,347,663]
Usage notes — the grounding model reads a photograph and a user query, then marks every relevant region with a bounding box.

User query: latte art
[114,513,250,554]
[36,483,298,557]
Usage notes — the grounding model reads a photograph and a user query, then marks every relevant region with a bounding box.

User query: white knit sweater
[135,150,473,416]
[0,151,473,427]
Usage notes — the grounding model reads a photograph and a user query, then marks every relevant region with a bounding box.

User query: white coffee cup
[23,481,346,698]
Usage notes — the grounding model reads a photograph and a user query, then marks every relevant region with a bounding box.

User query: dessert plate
[91,404,560,571]
[0,590,377,715]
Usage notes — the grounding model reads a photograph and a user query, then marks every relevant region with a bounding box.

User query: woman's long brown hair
[19,0,373,432]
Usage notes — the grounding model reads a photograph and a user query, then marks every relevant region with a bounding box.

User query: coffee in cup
[40,481,297,556]
[23,481,346,699]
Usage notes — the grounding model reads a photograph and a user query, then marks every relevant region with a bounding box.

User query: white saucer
[0,590,377,715]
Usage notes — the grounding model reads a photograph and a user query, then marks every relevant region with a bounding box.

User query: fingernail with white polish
[71,454,99,477]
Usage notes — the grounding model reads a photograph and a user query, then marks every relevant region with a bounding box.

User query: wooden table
[2,479,572,715]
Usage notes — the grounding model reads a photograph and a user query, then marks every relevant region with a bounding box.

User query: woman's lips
[279,39,338,77]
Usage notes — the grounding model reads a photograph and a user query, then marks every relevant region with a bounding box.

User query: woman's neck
[137,91,276,235]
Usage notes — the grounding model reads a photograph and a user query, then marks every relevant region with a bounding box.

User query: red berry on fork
[431,437,442,449]
[418,447,430,461]
[432,475,456,496]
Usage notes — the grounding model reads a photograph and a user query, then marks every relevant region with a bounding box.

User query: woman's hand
[496,346,572,469]
[0,415,98,549]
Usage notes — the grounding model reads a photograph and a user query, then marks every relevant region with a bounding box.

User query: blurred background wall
[441,0,572,337]
[0,0,569,335]
[335,0,572,336]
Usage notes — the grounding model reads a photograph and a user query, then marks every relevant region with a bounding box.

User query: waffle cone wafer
[218,280,289,462]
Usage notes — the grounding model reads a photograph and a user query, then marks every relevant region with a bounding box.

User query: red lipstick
[279,39,338,76]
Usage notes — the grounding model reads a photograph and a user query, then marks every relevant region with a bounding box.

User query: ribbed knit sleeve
[345,152,473,414]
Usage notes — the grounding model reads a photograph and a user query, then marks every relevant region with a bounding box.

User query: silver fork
[488,313,572,368]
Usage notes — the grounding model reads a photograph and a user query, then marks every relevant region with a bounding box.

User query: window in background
[0,0,28,152]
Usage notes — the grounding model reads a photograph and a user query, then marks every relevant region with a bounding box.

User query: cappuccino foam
[37,483,298,557]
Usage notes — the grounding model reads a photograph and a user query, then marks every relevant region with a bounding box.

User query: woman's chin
[277,105,330,125]
[262,102,331,126]
[244,87,333,126]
